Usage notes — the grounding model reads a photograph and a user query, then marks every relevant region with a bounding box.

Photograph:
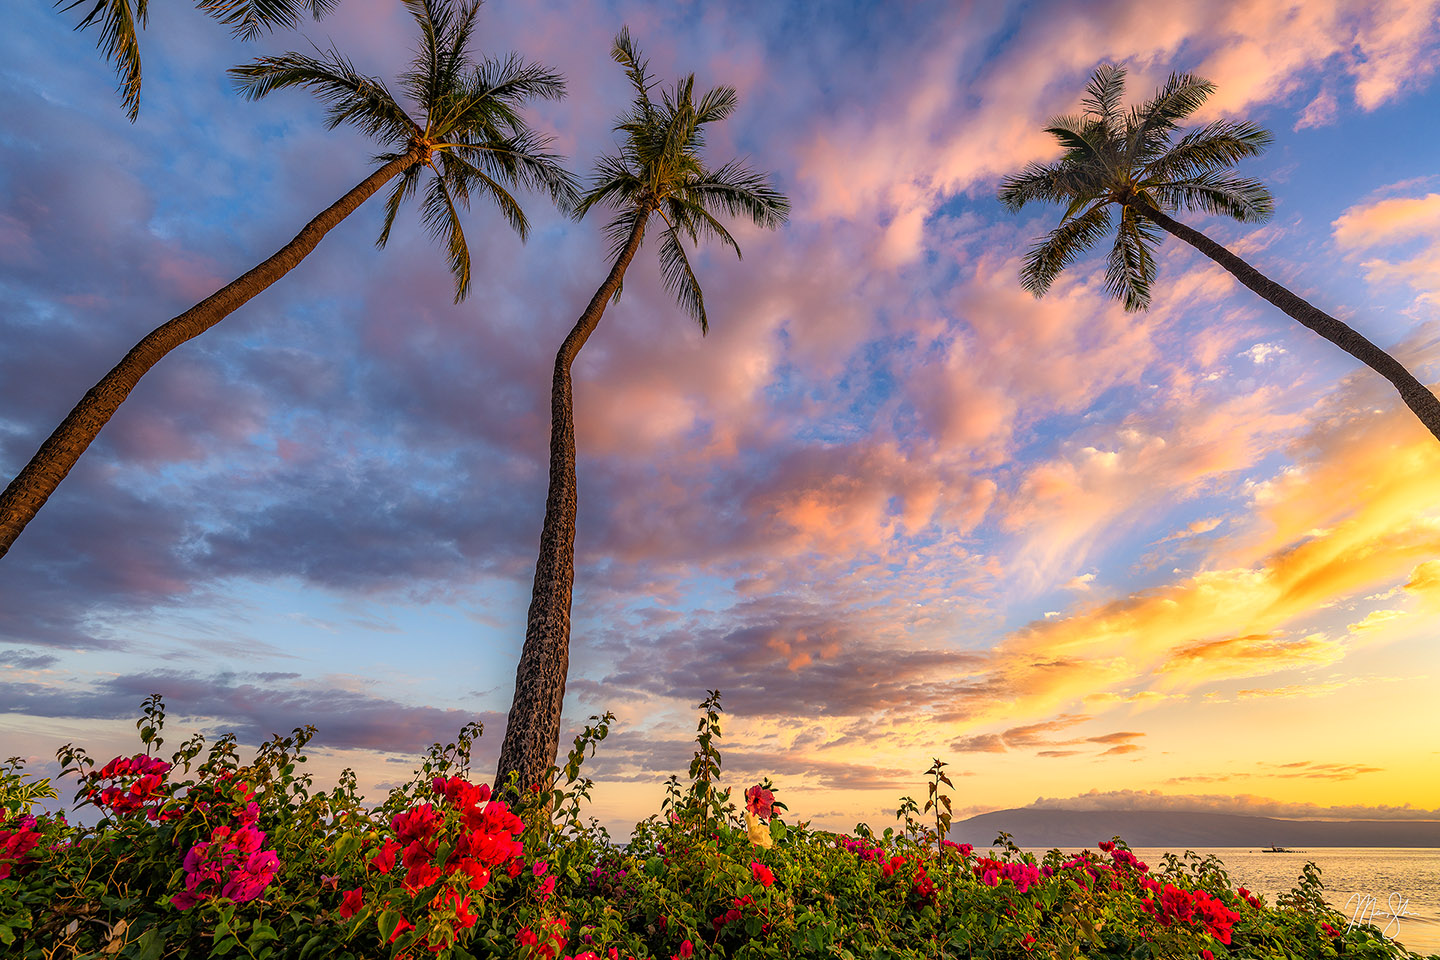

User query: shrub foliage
[2,693,1434,959]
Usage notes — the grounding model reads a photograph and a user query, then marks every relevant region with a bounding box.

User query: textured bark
[1140,205,1440,443]
[0,151,421,561]
[496,215,649,798]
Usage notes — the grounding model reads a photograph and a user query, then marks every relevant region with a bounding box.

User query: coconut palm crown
[230,0,578,301]
[0,0,577,561]
[999,63,1440,442]
[493,29,788,799]
[574,28,790,329]
[61,0,341,121]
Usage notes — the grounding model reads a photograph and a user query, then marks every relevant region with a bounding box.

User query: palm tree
[494,29,788,797]
[998,64,1440,443]
[60,0,342,121]
[0,0,577,560]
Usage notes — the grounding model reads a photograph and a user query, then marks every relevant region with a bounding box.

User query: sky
[2,0,1439,838]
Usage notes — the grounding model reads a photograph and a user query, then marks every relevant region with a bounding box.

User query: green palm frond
[229,50,415,146]
[575,29,788,327]
[1105,205,1162,309]
[1001,63,1274,311]
[657,224,707,330]
[1143,120,1273,181]
[1124,72,1213,163]
[61,0,341,119]
[1149,171,1274,222]
[1082,63,1127,130]
[59,0,148,121]
[1020,201,1113,297]
[999,159,1098,212]
[420,174,474,302]
[376,161,424,248]
[229,0,575,302]
[196,0,338,41]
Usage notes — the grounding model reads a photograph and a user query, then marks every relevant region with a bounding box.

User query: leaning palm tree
[494,29,788,797]
[0,0,576,560]
[60,0,341,121]
[998,64,1440,443]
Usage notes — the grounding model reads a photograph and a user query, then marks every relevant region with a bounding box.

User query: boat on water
[1260,846,1297,853]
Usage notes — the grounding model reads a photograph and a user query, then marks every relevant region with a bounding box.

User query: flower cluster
[711,893,771,937]
[0,815,43,880]
[85,754,171,817]
[974,856,1043,894]
[362,775,527,951]
[172,824,279,910]
[837,834,886,863]
[1138,878,1242,945]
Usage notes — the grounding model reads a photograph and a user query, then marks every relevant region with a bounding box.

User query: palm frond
[998,159,1099,211]
[195,0,338,42]
[1105,205,1162,309]
[375,162,423,248]
[611,26,654,115]
[656,225,707,331]
[693,84,737,126]
[1149,171,1274,222]
[1082,62,1126,130]
[575,155,643,220]
[60,0,147,121]
[229,49,416,145]
[682,160,790,228]
[1019,202,1113,297]
[419,175,475,302]
[1143,119,1273,181]
[1124,72,1213,163]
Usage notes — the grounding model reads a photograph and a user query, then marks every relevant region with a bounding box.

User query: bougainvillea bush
[2,693,1434,960]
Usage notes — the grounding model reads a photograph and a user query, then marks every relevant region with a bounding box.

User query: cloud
[1023,789,1440,820]
[0,672,500,755]
[1332,191,1440,302]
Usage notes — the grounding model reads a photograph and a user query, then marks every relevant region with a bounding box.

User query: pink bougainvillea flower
[744,784,775,821]
[338,887,364,918]
[532,860,549,877]
[537,874,557,901]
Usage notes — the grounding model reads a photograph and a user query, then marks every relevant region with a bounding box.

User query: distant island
[950,809,1440,848]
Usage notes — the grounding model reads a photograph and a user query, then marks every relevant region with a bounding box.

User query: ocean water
[1018,847,1440,956]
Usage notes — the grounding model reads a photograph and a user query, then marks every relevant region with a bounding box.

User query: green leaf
[212,936,238,958]
[134,927,165,960]
[378,909,402,943]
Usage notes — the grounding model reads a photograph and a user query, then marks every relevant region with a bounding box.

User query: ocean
[1020,847,1440,956]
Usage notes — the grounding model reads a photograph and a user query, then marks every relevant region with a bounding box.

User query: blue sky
[3,0,1440,835]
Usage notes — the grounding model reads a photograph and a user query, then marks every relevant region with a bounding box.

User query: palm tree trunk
[0,150,421,560]
[1141,205,1440,443]
[495,215,648,799]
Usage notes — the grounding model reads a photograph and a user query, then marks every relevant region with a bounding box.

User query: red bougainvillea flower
[745,785,775,821]
[0,823,43,880]
[369,838,402,874]
[338,887,364,918]
[671,941,694,960]
[388,914,413,944]
[750,860,775,888]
